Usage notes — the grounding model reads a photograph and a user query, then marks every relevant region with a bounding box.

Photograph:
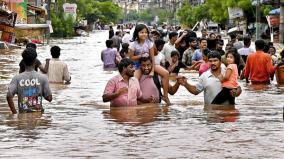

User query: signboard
[228,7,244,19]
[63,3,77,14]
[63,3,77,20]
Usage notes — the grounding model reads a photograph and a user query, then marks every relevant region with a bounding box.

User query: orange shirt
[244,51,276,82]
[223,64,239,88]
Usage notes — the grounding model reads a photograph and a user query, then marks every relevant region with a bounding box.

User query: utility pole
[124,1,127,23]
[280,0,284,43]
[47,0,51,20]
[255,0,260,40]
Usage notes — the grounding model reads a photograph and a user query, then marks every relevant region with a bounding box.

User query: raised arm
[39,59,50,74]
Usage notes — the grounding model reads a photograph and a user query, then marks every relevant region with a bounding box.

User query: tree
[127,10,139,22]
[138,9,155,24]
[85,1,123,24]
[177,0,273,28]
[177,1,193,27]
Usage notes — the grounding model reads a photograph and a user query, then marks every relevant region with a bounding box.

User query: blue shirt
[192,49,203,61]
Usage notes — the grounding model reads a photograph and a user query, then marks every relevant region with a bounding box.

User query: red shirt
[244,51,276,82]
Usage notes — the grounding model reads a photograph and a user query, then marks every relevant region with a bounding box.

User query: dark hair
[154,39,165,48]
[227,48,241,66]
[115,31,120,36]
[139,56,152,63]
[208,51,221,60]
[106,39,113,48]
[230,34,236,40]
[263,43,270,53]
[203,48,210,57]
[151,30,160,36]
[171,50,180,58]
[280,49,284,58]
[119,43,129,58]
[188,37,197,43]
[255,39,265,51]
[209,33,216,38]
[199,37,207,43]
[132,24,151,42]
[269,46,276,52]
[168,31,178,40]
[243,36,251,46]
[217,39,224,45]
[118,58,134,73]
[186,29,197,38]
[50,46,61,58]
[207,39,217,50]
[22,48,37,66]
[237,35,243,41]
[26,43,37,50]
[268,42,273,47]
[122,43,129,50]
[216,34,222,39]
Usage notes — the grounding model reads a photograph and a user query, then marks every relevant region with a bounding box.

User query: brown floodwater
[0,31,284,158]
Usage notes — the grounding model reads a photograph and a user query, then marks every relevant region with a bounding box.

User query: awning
[269,8,280,15]
[14,24,53,34]
[15,24,50,29]
[27,4,46,16]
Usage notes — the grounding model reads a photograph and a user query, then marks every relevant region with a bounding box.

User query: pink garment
[139,75,160,102]
[222,64,239,88]
[199,62,209,76]
[103,74,142,107]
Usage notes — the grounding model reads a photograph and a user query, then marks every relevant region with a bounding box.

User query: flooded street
[0,31,284,158]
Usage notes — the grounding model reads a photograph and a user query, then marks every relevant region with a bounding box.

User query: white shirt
[122,33,132,44]
[238,47,255,56]
[154,52,165,66]
[160,42,177,61]
[195,65,228,105]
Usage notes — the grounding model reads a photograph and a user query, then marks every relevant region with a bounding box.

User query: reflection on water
[0,31,284,158]
[103,104,168,126]
[204,105,240,123]
[4,112,51,131]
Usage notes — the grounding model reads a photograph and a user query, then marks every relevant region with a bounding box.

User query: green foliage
[98,1,123,23]
[261,5,274,16]
[127,10,139,22]
[50,0,123,37]
[156,9,171,25]
[206,0,228,23]
[177,0,269,27]
[138,9,155,23]
[177,1,194,27]
[51,12,75,37]
[177,1,209,27]
[84,1,123,24]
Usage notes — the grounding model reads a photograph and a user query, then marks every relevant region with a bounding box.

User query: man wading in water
[178,51,241,105]
[7,48,52,114]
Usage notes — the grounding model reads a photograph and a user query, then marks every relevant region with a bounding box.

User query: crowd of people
[102,23,284,107]
[5,22,284,114]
